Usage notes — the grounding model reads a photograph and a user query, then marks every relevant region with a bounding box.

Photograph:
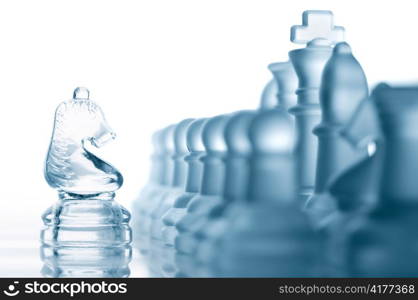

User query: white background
[0,0,418,275]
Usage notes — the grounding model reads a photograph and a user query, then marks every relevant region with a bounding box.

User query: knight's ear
[73,87,90,100]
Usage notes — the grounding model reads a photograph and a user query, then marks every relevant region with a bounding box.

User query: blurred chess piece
[132,129,163,258]
[41,87,131,277]
[206,108,322,277]
[193,61,309,277]
[318,83,384,277]
[289,10,345,202]
[160,118,207,277]
[175,115,230,277]
[268,61,298,110]
[193,110,257,277]
[301,42,370,276]
[146,124,176,276]
[347,84,418,276]
[259,79,278,110]
[306,42,369,226]
[148,118,195,276]
[41,245,131,278]
[181,62,297,276]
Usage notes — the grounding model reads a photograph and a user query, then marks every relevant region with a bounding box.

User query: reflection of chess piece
[148,119,194,276]
[41,87,131,277]
[207,108,321,277]
[347,85,418,276]
[175,115,230,277]
[160,118,207,277]
[289,10,345,202]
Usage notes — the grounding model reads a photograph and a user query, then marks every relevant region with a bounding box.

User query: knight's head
[45,87,123,196]
[53,87,116,148]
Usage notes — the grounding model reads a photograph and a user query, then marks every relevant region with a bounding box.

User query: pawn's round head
[225,110,257,156]
[186,118,208,153]
[249,109,295,154]
[174,118,195,156]
[202,115,230,153]
[160,124,176,155]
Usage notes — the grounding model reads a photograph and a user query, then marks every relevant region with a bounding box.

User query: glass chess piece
[289,10,345,203]
[301,42,370,277]
[268,61,298,111]
[41,245,131,278]
[41,87,131,277]
[160,63,295,277]
[306,42,369,226]
[346,84,418,276]
[160,118,207,277]
[174,115,230,277]
[148,118,195,276]
[205,108,322,277]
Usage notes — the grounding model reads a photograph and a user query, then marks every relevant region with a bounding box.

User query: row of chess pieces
[132,10,418,277]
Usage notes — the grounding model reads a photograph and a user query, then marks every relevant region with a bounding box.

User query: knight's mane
[52,99,101,140]
[45,99,102,185]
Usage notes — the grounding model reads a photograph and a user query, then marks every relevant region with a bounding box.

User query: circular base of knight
[40,244,132,278]
[41,191,132,247]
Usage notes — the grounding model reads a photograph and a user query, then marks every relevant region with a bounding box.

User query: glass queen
[41,87,132,277]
